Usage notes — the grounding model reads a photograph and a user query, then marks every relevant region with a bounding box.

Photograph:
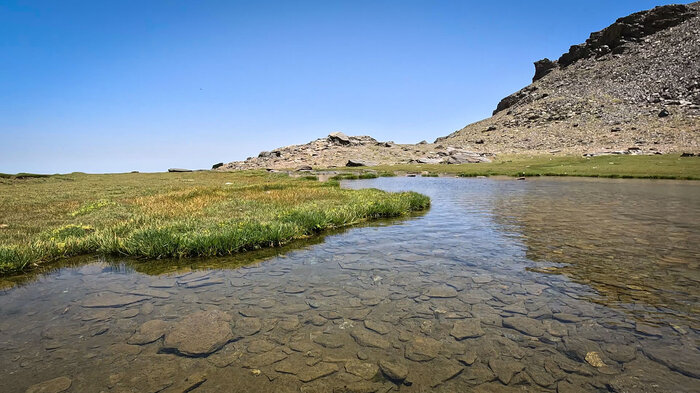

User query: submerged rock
[405,336,441,361]
[584,352,606,370]
[643,345,700,378]
[82,293,147,308]
[450,319,485,340]
[163,310,233,356]
[350,328,391,349]
[345,359,379,380]
[502,316,544,337]
[25,377,72,393]
[364,319,391,335]
[379,360,408,382]
[127,320,170,345]
[425,285,458,298]
[297,362,339,382]
[488,357,525,385]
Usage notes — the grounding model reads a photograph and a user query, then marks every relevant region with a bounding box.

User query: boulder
[328,132,351,145]
[346,159,377,167]
[416,157,443,164]
[167,168,193,173]
[296,165,313,171]
[258,150,281,158]
[211,162,224,170]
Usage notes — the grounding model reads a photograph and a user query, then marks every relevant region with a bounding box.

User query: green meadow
[343,154,700,180]
[0,171,429,275]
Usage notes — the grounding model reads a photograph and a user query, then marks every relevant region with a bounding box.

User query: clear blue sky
[0,0,684,173]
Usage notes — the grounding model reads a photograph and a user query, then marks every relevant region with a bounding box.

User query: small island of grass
[0,171,429,275]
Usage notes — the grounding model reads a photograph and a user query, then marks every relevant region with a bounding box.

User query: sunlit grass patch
[341,154,700,180]
[0,171,429,275]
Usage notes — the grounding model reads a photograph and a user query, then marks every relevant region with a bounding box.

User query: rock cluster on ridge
[437,2,700,156]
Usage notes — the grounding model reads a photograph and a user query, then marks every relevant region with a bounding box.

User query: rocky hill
[220,3,699,170]
[437,2,700,155]
[219,132,490,171]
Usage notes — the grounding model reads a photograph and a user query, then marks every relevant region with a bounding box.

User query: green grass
[0,171,429,275]
[338,155,700,180]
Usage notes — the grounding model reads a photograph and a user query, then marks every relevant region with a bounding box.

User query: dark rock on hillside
[494,86,538,115]
[533,58,557,82]
[168,168,193,173]
[211,162,224,169]
[347,159,377,167]
[558,4,695,67]
[258,151,281,158]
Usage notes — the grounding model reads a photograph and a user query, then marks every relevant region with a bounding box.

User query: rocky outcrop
[533,58,557,82]
[219,132,491,170]
[558,4,695,67]
[441,2,700,155]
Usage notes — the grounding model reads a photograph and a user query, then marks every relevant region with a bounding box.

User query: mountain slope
[221,3,700,171]
[436,2,700,155]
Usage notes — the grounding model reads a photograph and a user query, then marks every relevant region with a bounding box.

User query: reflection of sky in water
[347,178,531,269]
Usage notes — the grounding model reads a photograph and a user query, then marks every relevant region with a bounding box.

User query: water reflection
[0,177,698,392]
[488,177,700,326]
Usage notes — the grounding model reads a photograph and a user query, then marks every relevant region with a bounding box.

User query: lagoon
[1,177,699,392]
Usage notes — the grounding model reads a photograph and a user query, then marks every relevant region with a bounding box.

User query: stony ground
[220,3,700,171]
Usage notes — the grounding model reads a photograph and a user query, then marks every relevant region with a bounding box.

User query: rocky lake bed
[1,177,699,392]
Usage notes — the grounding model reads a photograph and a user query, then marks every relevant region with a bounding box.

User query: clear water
[1,177,699,392]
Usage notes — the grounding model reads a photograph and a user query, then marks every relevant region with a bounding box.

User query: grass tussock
[0,171,429,275]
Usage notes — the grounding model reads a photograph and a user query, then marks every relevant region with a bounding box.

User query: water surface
[1,177,699,392]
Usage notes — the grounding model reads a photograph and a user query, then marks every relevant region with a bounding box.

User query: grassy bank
[344,154,700,180]
[0,171,429,275]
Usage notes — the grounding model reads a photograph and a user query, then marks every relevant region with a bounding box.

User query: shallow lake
[1,177,699,392]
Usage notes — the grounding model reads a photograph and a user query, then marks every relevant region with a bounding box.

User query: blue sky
[0,0,684,173]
